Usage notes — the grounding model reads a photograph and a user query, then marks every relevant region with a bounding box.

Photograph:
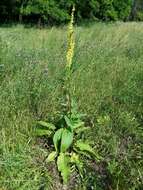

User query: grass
[0,22,143,190]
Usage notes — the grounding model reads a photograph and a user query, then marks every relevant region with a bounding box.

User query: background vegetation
[0,0,143,24]
[0,22,143,189]
[0,1,143,189]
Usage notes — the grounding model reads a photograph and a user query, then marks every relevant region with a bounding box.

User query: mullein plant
[35,6,102,184]
[65,5,75,115]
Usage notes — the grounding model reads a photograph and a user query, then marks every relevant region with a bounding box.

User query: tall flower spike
[66,5,75,70]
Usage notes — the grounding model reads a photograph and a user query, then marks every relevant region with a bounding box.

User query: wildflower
[66,5,75,70]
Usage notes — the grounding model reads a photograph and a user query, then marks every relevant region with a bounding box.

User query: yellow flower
[66,6,75,70]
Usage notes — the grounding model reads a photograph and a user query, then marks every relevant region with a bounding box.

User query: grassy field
[0,22,143,190]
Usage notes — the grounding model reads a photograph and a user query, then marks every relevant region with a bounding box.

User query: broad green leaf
[64,115,73,129]
[46,151,57,162]
[64,116,84,130]
[34,128,52,137]
[53,128,64,152]
[72,121,84,129]
[75,141,95,154]
[57,153,71,184]
[75,140,102,161]
[38,121,56,130]
[61,129,73,152]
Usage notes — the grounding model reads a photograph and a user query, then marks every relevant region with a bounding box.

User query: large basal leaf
[34,128,52,137]
[57,153,71,184]
[61,129,73,152]
[46,151,57,162]
[75,140,102,161]
[53,128,64,152]
[38,121,56,130]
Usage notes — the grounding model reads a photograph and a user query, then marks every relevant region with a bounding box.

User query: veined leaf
[53,128,64,152]
[64,115,84,130]
[61,129,73,152]
[64,115,73,129]
[38,121,56,130]
[75,140,102,161]
[34,128,52,137]
[57,153,71,184]
[75,141,94,154]
[46,151,57,162]
[72,121,84,129]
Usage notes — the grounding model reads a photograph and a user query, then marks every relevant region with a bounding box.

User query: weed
[35,6,101,185]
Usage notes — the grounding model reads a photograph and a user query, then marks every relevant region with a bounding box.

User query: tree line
[0,0,143,24]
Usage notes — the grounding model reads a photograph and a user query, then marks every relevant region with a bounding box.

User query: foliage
[0,0,142,23]
[21,0,69,23]
[36,101,101,184]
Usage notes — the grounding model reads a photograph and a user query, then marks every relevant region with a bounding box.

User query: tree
[130,0,143,20]
[113,0,132,20]
[21,0,70,24]
[0,0,141,23]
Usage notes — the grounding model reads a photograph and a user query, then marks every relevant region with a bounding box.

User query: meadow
[0,22,143,190]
